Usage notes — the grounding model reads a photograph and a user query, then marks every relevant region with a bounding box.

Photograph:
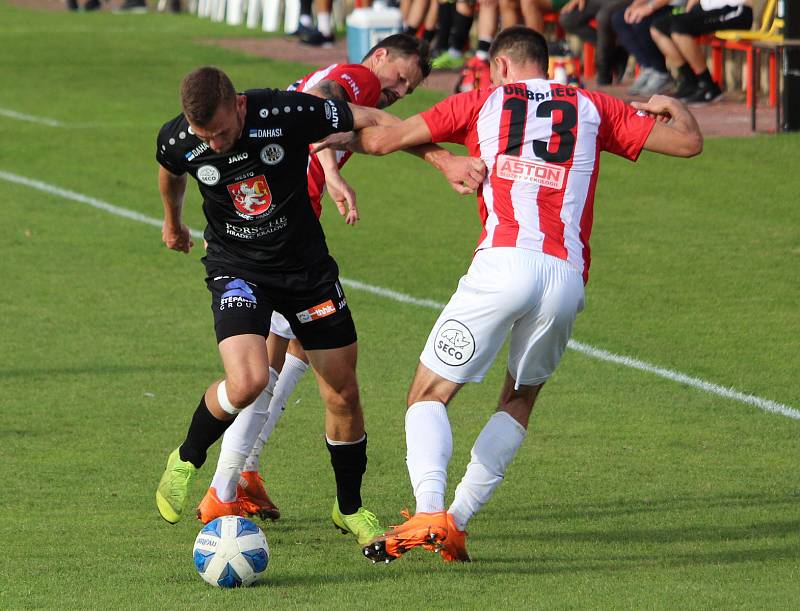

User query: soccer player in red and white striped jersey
[329,25,702,562]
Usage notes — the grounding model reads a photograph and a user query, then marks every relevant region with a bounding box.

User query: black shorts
[205,255,356,350]
[653,4,753,37]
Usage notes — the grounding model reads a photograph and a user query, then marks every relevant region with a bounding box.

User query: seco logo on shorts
[434,319,475,366]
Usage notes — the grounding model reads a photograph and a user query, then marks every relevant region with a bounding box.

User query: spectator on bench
[612,0,683,95]
[650,0,753,104]
[559,0,634,85]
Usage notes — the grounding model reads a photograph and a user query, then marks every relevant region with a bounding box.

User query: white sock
[447,48,463,58]
[299,14,313,27]
[214,368,278,501]
[243,354,309,472]
[317,12,331,36]
[449,411,527,531]
[405,401,452,513]
[211,448,248,503]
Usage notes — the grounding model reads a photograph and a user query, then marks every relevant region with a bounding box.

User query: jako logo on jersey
[228,152,249,164]
[197,165,220,186]
[260,144,284,166]
[227,175,274,219]
[324,100,339,128]
[496,154,566,190]
[220,278,257,311]
[296,299,336,324]
[185,142,209,161]
[434,319,475,366]
[249,128,283,138]
[341,73,361,99]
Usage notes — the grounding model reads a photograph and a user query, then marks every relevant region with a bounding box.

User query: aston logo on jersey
[227,175,274,219]
[496,154,566,190]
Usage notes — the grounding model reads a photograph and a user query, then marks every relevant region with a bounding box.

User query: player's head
[488,26,549,86]
[180,66,246,154]
[362,34,431,108]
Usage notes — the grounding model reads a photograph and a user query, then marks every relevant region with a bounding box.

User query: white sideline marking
[2,168,798,421]
[0,107,64,127]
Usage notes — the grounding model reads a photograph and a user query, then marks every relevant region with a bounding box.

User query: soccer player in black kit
[153,66,394,544]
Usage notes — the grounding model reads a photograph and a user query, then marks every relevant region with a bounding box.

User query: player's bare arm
[633,95,703,158]
[302,78,361,223]
[321,108,487,194]
[158,165,194,253]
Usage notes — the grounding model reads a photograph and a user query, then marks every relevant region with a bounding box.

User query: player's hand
[442,155,486,195]
[631,95,677,123]
[312,131,355,154]
[326,172,360,225]
[162,222,194,253]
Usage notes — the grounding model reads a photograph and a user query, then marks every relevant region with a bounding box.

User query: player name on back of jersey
[495,154,566,190]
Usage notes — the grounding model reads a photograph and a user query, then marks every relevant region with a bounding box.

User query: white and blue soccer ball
[192,515,270,588]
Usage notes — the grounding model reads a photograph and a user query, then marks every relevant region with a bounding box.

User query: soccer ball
[192,515,270,588]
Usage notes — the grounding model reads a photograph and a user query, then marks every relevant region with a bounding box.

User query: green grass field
[1,3,799,608]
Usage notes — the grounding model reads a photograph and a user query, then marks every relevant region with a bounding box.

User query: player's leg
[195,334,280,523]
[250,338,310,462]
[444,251,584,561]
[238,337,310,518]
[157,273,273,524]
[364,248,528,562]
[303,341,384,545]
[285,266,383,546]
[233,315,303,519]
[157,333,271,524]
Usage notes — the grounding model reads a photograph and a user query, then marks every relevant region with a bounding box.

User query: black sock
[696,68,713,87]
[422,28,437,43]
[327,434,367,515]
[450,11,473,52]
[436,2,455,52]
[477,38,491,55]
[299,0,312,16]
[403,24,418,36]
[179,394,233,469]
[678,63,697,84]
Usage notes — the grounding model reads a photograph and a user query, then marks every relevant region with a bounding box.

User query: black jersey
[156,89,354,271]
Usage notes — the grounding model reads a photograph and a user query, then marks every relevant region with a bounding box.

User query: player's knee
[225,370,268,408]
[323,382,360,415]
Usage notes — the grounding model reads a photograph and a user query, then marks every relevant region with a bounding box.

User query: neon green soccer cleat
[431,52,464,71]
[331,499,385,546]
[156,448,197,524]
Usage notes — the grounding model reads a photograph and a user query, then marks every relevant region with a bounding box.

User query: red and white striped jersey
[420,79,655,283]
[288,64,382,217]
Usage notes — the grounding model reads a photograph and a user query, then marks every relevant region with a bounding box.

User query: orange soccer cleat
[196,487,262,524]
[237,471,280,521]
[363,510,449,563]
[438,512,470,562]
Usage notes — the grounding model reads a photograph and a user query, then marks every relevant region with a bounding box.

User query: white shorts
[269,311,296,340]
[419,247,585,387]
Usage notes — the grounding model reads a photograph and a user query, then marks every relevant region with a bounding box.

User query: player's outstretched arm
[633,95,703,158]
[318,111,487,195]
[158,165,194,253]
